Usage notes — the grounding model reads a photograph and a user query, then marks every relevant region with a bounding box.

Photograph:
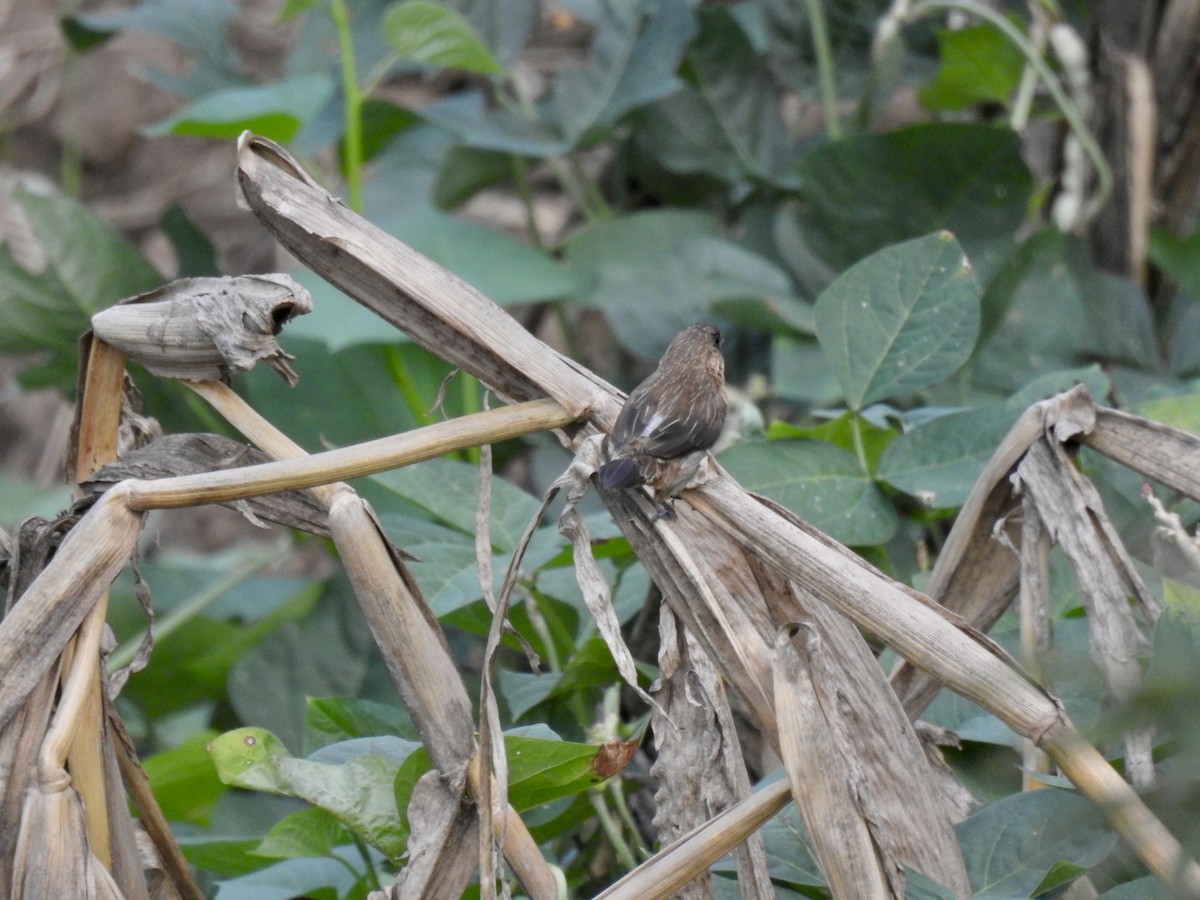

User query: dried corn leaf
[91,274,312,385]
[652,606,772,899]
[82,433,330,537]
[381,770,478,900]
[774,623,901,897]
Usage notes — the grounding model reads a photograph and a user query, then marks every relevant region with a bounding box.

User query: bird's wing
[612,376,725,459]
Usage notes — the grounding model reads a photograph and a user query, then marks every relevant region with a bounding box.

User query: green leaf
[499,637,620,720]
[719,439,898,546]
[790,123,1032,279]
[377,208,580,304]
[146,74,334,141]
[637,6,791,185]
[551,0,697,142]
[254,807,351,859]
[0,185,161,388]
[227,576,378,751]
[305,696,417,754]
[566,210,804,357]
[208,728,412,859]
[507,735,619,810]
[142,731,226,826]
[919,23,1025,111]
[382,0,501,74]
[371,457,541,552]
[959,789,1115,897]
[161,205,220,277]
[277,0,316,22]
[65,0,243,99]
[210,852,364,900]
[1150,226,1200,300]
[815,232,981,409]
[876,406,1013,509]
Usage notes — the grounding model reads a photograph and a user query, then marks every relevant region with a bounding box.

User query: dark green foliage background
[4,0,1200,897]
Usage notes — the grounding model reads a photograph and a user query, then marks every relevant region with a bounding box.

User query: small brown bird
[597,324,727,507]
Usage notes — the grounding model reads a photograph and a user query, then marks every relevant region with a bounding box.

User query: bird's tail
[597,456,641,490]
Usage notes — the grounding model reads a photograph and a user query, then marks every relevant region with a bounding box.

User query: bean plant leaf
[208,728,413,859]
[141,731,225,826]
[719,439,898,546]
[146,74,335,141]
[382,0,502,75]
[254,807,350,859]
[959,789,1115,897]
[637,6,791,185]
[210,852,364,900]
[789,123,1032,278]
[507,735,630,810]
[876,405,1013,509]
[66,0,244,97]
[815,231,980,409]
[919,23,1025,111]
[551,0,696,142]
[0,185,161,388]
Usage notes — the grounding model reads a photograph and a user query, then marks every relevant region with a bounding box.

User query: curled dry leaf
[90,274,313,385]
[592,739,638,780]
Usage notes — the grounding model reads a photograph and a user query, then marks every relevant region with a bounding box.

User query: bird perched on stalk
[597,324,727,514]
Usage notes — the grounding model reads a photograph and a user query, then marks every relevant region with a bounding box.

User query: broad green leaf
[382,0,501,75]
[959,790,1115,897]
[208,728,410,859]
[499,637,621,720]
[277,0,316,22]
[254,807,350,859]
[1097,876,1173,899]
[142,731,225,826]
[879,366,1110,509]
[0,475,72,528]
[790,123,1032,279]
[877,406,1013,509]
[371,457,542,552]
[66,0,243,98]
[975,230,1155,392]
[566,210,803,357]
[212,851,364,900]
[305,696,417,754]
[227,577,378,751]
[0,185,161,388]
[418,90,569,155]
[637,7,791,185]
[378,208,580,304]
[719,439,898,546]
[1150,226,1200,300]
[147,74,335,141]
[768,412,896,471]
[815,232,980,409]
[919,23,1025,111]
[769,334,844,406]
[551,0,696,142]
[176,836,267,878]
[1135,388,1200,435]
[507,735,626,810]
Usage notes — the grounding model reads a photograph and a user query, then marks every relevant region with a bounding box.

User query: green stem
[803,0,842,140]
[849,413,869,475]
[589,789,637,871]
[383,345,433,423]
[608,779,649,859]
[329,0,364,213]
[910,0,1112,208]
[106,547,279,673]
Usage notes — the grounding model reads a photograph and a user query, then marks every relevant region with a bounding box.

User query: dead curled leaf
[592,738,639,780]
[90,274,313,385]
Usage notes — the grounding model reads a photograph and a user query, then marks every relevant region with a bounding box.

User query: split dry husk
[3,129,1200,899]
